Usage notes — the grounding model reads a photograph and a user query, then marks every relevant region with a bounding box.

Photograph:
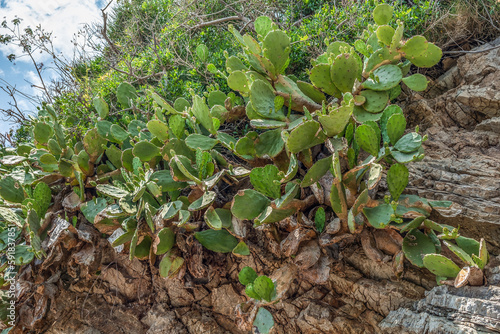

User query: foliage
[0,2,491,329]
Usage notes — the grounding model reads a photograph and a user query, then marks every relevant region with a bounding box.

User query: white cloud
[0,68,4,76]
[0,0,107,63]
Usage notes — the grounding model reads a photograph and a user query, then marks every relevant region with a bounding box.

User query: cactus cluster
[0,5,489,327]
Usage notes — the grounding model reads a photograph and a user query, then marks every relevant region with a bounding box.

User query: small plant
[238,266,276,333]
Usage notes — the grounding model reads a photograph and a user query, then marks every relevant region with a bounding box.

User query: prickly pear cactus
[0,6,489,329]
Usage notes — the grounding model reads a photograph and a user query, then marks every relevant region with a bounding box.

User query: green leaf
[402,74,428,91]
[387,163,409,201]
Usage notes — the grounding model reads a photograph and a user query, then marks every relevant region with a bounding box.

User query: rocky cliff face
[12,39,500,334]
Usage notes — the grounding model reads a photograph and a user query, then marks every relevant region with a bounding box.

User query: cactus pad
[386,113,406,145]
[363,203,394,229]
[263,30,290,75]
[373,3,393,25]
[355,124,379,157]
[360,90,389,113]
[402,229,437,267]
[250,165,281,199]
[231,189,271,220]
[387,163,409,201]
[93,97,109,119]
[394,133,422,153]
[402,73,428,91]
[331,53,360,93]
[286,121,326,153]
[362,65,402,91]
[310,64,341,97]
[423,254,461,278]
[376,25,395,46]
[250,80,285,121]
[194,229,239,253]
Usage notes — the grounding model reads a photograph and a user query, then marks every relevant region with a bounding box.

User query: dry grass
[425,0,500,51]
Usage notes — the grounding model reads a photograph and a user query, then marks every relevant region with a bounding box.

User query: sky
[0,0,110,135]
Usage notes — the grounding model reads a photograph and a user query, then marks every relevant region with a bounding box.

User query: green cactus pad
[296,81,326,104]
[231,189,271,220]
[310,64,341,98]
[455,236,480,257]
[394,132,422,153]
[423,254,461,278]
[227,70,250,94]
[363,203,394,229]
[250,165,281,199]
[386,113,407,145]
[330,178,347,221]
[387,163,409,201]
[188,191,216,211]
[402,74,428,92]
[318,104,353,137]
[133,140,160,161]
[263,30,291,75]
[196,44,208,62]
[254,204,296,225]
[331,53,359,93]
[204,207,225,230]
[376,25,395,46]
[444,241,474,266]
[362,65,402,91]
[400,36,428,56]
[301,156,332,187]
[106,145,123,168]
[353,106,383,123]
[151,170,188,192]
[185,134,219,151]
[287,121,326,154]
[83,128,106,163]
[93,97,109,119]
[255,16,273,37]
[239,266,258,285]
[364,47,400,74]
[355,124,379,157]
[250,80,285,121]
[0,176,25,203]
[402,229,437,267]
[249,119,286,130]
[116,82,137,108]
[96,184,129,199]
[33,122,53,144]
[360,90,389,113]
[194,229,239,253]
[391,21,404,49]
[406,42,442,68]
[109,124,129,142]
[225,56,247,73]
[254,275,275,302]
[47,139,62,156]
[326,41,350,57]
[171,155,200,183]
[380,105,403,143]
[393,216,426,233]
[192,95,216,134]
[154,228,175,255]
[145,120,168,142]
[373,3,393,25]
[173,97,190,112]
